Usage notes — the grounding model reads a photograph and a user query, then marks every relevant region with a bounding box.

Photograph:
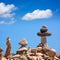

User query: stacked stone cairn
[0,26,60,60]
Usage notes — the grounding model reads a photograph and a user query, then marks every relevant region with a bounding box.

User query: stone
[0,48,3,59]
[40,26,48,33]
[17,47,28,54]
[1,57,7,60]
[12,54,20,58]
[36,47,42,52]
[46,48,56,57]
[19,38,28,47]
[36,53,43,56]
[0,48,3,53]
[31,49,37,54]
[5,37,11,57]
[20,55,28,60]
[56,54,60,59]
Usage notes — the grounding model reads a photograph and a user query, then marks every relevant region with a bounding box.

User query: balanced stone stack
[37,26,51,47]
[16,38,28,55]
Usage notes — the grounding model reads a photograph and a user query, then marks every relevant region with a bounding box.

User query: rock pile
[0,26,60,60]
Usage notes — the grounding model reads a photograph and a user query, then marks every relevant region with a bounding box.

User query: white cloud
[0,2,17,24]
[0,19,16,24]
[22,9,53,20]
[0,2,16,18]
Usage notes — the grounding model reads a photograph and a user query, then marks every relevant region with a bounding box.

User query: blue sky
[0,0,60,54]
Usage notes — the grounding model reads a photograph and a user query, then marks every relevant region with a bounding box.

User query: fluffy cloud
[0,2,16,18]
[22,9,53,20]
[0,2,17,24]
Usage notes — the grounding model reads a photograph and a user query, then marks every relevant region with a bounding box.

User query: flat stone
[19,38,28,46]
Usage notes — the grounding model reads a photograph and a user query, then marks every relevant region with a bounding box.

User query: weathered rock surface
[0,26,60,60]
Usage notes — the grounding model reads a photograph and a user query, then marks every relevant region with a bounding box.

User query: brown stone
[5,37,11,57]
[0,48,3,59]
[36,47,42,52]
[0,48,3,53]
[17,47,28,54]
[46,48,56,58]
[19,38,28,47]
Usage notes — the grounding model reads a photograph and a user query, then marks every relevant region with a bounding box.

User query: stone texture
[19,38,28,47]
[0,26,60,60]
[37,25,51,47]
[5,37,11,57]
